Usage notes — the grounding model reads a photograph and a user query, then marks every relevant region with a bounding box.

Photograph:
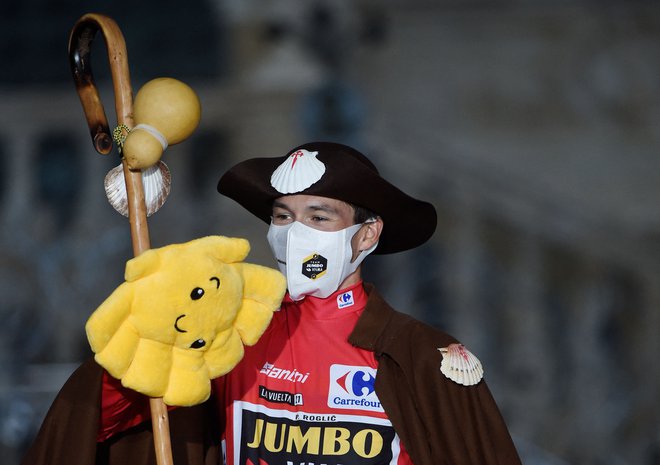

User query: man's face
[271,195,355,232]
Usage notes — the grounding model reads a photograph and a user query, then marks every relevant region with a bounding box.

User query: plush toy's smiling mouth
[174,314,188,333]
[174,315,206,349]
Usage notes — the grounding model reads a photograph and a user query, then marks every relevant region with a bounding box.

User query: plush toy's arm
[164,347,211,406]
[86,283,134,354]
[86,282,141,379]
[233,263,286,345]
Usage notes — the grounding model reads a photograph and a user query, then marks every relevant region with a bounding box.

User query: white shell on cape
[270,149,325,194]
[104,161,171,217]
[438,344,484,386]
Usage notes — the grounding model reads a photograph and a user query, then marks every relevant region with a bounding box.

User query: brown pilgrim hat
[217,141,437,254]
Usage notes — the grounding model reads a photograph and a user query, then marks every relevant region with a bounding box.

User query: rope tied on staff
[113,123,169,153]
[112,124,131,150]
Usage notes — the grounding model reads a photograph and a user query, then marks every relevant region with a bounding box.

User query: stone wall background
[0,1,658,464]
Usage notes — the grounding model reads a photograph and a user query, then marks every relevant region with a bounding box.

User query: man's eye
[272,213,292,224]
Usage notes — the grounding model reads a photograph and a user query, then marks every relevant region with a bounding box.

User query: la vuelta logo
[327,365,383,412]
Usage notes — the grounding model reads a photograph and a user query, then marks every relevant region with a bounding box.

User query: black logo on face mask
[302,253,327,280]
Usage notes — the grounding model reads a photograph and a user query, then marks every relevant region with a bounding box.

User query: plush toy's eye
[190,339,206,349]
[210,277,220,288]
[190,287,205,300]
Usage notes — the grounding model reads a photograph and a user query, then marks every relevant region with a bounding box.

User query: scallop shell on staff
[438,343,484,386]
[270,149,326,194]
[104,161,171,217]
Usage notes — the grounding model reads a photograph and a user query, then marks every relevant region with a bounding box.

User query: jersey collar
[283,281,368,319]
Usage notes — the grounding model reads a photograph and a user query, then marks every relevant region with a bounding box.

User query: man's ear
[351,217,383,261]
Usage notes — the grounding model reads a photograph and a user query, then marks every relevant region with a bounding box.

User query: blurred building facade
[0,1,658,465]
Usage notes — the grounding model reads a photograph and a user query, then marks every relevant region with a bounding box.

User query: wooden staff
[68,13,173,465]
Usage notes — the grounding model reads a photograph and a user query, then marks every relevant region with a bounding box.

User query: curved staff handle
[68,13,150,256]
[68,13,173,465]
[69,14,131,155]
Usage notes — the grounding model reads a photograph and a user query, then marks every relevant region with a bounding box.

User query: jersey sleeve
[98,370,152,442]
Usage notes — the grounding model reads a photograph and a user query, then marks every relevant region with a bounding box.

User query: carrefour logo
[327,365,383,412]
[336,290,354,309]
[337,369,375,396]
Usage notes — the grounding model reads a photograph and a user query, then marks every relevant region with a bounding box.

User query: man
[213,141,521,465]
[22,142,521,465]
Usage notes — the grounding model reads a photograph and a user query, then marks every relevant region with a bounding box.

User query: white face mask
[267,221,378,301]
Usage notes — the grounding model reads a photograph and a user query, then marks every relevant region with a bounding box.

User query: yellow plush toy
[85,235,286,406]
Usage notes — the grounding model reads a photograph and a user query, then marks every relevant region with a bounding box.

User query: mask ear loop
[361,217,381,248]
[350,219,380,263]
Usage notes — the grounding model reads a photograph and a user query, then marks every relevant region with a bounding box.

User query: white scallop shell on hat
[104,161,171,217]
[439,344,484,386]
[270,149,326,194]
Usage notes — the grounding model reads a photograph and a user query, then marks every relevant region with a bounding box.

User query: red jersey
[213,281,413,465]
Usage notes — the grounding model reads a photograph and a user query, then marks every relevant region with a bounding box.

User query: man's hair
[352,204,379,224]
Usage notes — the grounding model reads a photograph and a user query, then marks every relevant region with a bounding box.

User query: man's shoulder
[386,305,457,345]
[361,284,458,349]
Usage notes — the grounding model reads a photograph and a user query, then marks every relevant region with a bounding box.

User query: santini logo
[327,364,383,412]
[260,362,310,384]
